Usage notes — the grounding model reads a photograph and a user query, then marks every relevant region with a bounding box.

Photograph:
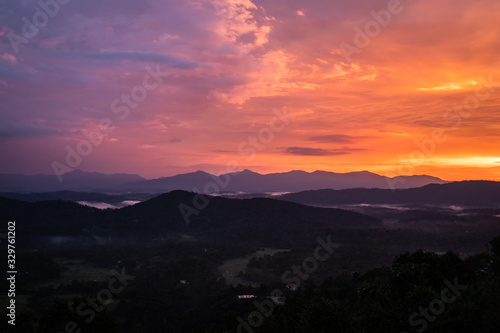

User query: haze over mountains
[0,169,446,193]
[0,191,379,245]
[0,170,144,192]
[2,180,499,210]
[3,169,500,210]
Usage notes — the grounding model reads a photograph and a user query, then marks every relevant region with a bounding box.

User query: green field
[0,258,115,310]
[218,248,290,286]
[41,258,113,288]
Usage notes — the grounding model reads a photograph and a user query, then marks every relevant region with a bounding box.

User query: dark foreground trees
[3,238,500,332]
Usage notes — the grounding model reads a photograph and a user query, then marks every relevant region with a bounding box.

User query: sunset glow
[1,0,499,180]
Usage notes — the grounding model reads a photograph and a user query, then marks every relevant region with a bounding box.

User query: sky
[1,0,500,181]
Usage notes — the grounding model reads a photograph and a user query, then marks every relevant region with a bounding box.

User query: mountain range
[278,180,500,208]
[2,180,499,209]
[0,169,447,193]
[0,170,144,192]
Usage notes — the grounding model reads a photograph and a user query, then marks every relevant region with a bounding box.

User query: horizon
[3,167,500,184]
[1,0,500,181]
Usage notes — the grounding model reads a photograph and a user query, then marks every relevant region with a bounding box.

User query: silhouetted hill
[0,190,379,247]
[106,191,381,245]
[279,180,500,207]
[0,196,99,245]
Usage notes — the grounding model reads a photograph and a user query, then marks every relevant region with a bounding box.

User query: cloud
[308,134,361,143]
[0,0,499,181]
[1,53,16,63]
[0,122,63,139]
[212,149,233,153]
[60,51,206,69]
[280,147,356,156]
[210,49,318,104]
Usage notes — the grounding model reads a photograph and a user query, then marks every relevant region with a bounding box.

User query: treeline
[211,241,500,333]
[3,236,500,332]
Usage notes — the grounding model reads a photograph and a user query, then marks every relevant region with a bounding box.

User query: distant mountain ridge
[0,170,144,192]
[0,169,446,193]
[113,169,446,193]
[278,180,500,208]
[2,181,498,210]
